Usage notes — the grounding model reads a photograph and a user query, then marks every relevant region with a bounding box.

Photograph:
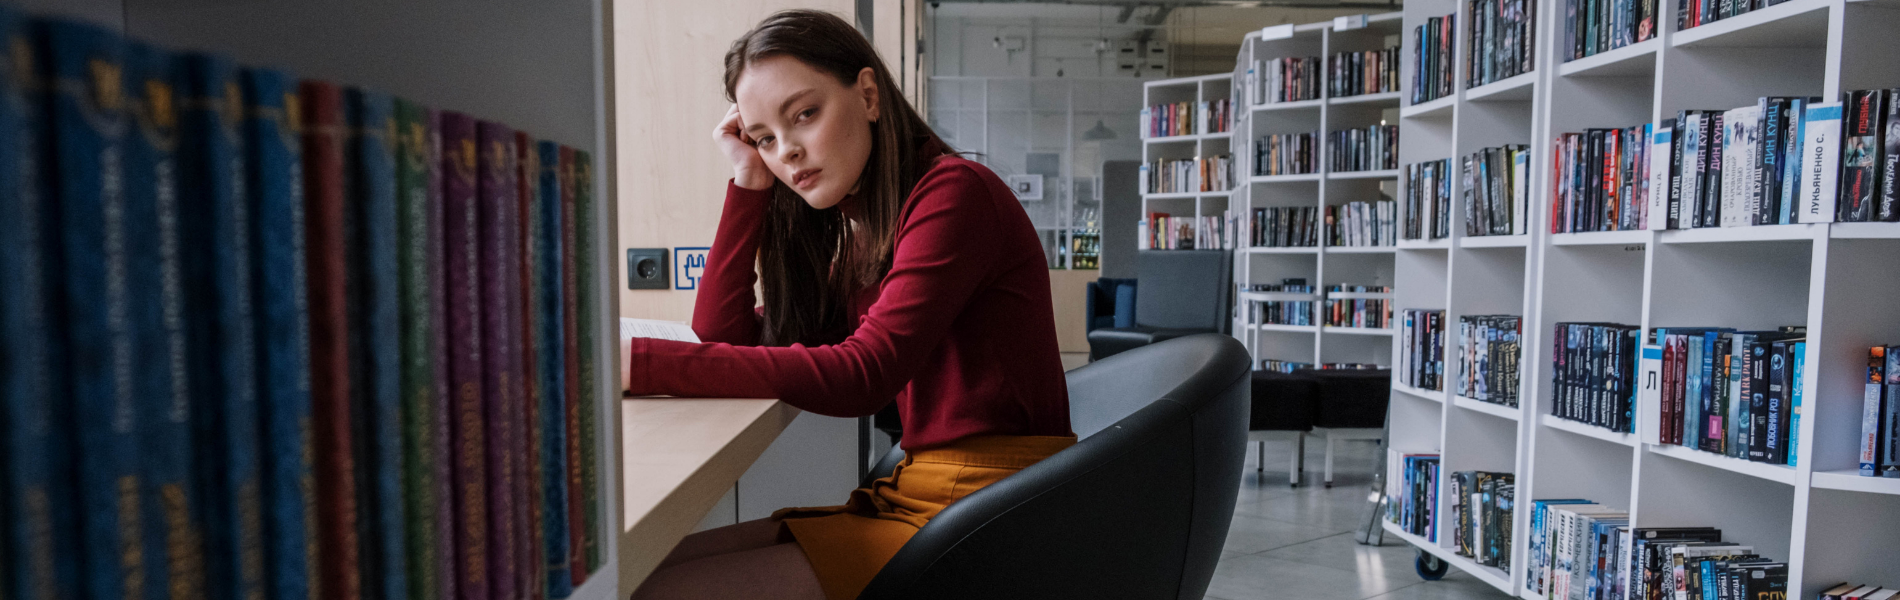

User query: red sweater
[626,156,1073,450]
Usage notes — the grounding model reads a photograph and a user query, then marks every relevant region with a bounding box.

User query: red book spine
[476,121,520,600]
[515,130,544,600]
[424,108,458,600]
[559,146,588,585]
[440,111,488,600]
[299,80,363,600]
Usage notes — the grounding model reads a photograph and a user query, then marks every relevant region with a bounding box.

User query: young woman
[626,10,1075,600]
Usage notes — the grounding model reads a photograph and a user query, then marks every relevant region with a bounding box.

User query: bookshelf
[1140,73,1236,254]
[1227,13,1403,374]
[1375,0,1900,596]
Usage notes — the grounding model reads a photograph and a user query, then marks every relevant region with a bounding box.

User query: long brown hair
[724,9,948,347]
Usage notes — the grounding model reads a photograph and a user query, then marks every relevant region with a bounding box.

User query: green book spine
[573,150,603,573]
[392,98,439,600]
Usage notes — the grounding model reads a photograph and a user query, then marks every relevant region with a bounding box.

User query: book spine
[298,79,361,600]
[476,121,520,600]
[424,108,457,600]
[515,132,543,600]
[1648,122,1673,230]
[1764,341,1789,462]
[560,146,589,586]
[392,98,441,600]
[1788,342,1804,467]
[1885,344,1900,477]
[1861,347,1885,476]
[348,88,407,600]
[1,9,80,599]
[179,52,267,600]
[440,111,488,600]
[1882,88,1900,221]
[1840,90,1884,222]
[1799,102,1842,223]
[126,40,208,600]
[574,150,603,574]
[535,141,572,599]
[46,22,145,600]
[242,66,316,600]
[1780,99,1806,225]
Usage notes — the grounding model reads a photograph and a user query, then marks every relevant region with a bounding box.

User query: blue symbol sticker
[674,247,710,290]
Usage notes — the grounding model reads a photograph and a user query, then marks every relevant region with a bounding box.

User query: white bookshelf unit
[1227,14,1403,373]
[1380,0,1900,597]
[1140,73,1236,252]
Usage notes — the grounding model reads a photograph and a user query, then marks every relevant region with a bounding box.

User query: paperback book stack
[1411,14,1456,104]
[1820,584,1900,600]
[1141,99,1232,138]
[1140,155,1232,194]
[0,13,606,600]
[1562,0,1660,62]
[1322,285,1392,329]
[1329,46,1399,98]
[1550,124,1654,233]
[1678,0,1797,32]
[1404,159,1454,240]
[1256,131,1321,176]
[1466,0,1535,89]
[1243,282,1318,326]
[1387,451,1441,540]
[1458,316,1522,408]
[1551,323,1638,432]
[1261,360,1384,373]
[1638,327,1807,464]
[1399,309,1447,391]
[1854,346,1900,478]
[1330,124,1398,173]
[1463,145,1532,236]
[1251,56,1322,105]
[1448,471,1513,569]
[1325,200,1397,247]
[1241,206,1321,247]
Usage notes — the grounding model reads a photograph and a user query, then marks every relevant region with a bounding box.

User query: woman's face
[735,55,879,210]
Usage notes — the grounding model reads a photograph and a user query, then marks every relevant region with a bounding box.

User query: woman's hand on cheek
[715,104,776,192]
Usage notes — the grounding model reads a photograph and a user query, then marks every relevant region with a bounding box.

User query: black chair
[855,334,1251,600]
[1086,250,1233,361]
[1084,277,1137,332]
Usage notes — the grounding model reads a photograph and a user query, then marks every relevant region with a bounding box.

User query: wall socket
[626,248,669,289]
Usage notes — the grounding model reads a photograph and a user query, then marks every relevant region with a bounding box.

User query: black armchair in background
[1085,277,1137,333]
[1085,250,1232,362]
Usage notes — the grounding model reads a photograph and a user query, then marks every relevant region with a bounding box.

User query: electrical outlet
[627,248,669,290]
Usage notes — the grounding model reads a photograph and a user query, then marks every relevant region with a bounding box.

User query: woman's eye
[756,136,774,147]
[797,108,816,121]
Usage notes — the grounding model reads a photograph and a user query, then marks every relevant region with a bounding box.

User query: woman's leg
[653,517,792,572]
[631,542,826,600]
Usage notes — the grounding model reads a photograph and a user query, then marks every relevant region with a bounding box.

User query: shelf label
[1334,15,1368,31]
[1260,24,1295,41]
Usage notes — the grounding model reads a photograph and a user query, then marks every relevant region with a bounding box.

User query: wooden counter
[617,397,798,594]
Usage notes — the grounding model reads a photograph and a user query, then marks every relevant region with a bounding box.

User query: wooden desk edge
[616,398,799,595]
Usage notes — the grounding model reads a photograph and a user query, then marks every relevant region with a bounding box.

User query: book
[439,111,488,600]
[1399,310,1446,391]
[1648,121,1673,230]
[535,140,573,599]
[45,20,146,600]
[560,146,588,587]
[299,79,362,600]
[573,150,604,574]
[514,130,540,600]
[348,88,407,600]
[1839,90,1885,222]
[391,97,442,600]
[476,120,520,600]
[1404,159,1452,240]
[423,107,459,600]
[1886,344,1900,478]
[1882,88,1900,220]
[1327,124,1398,173]
[1861,347,1886,476]
[1464,145,1531,236]
[1458,315,1522,407]
[1798,102,1842,223]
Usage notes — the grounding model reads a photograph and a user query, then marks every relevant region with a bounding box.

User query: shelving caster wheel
[1413,550,1447,581]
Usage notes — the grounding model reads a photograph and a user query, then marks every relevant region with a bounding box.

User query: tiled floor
[1206,437,1514,600]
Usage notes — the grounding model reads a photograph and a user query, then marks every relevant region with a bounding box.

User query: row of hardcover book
[1464,144,1533,237]
[1449,471,1514,569]
[1641,327,1807,466]
[0,13,602,600]
[1551,124,1655,233]
[1467,0,1536,89]
[1552,323,1639,433]
[1140,155,1233,195]
[1458,315,1524,408]
[1399,309,1449,391]
[1141,99,1232,138]
[1329,47,1400,99]
[1404,159,1456,240]
[1326,200,1398,248]
[1138,213,1238,251]
[1859,346,1900,478]
[1237,206,1322,248]
[1248,57,1323,105]
[1677,0,1794,32]
[1562,0,1660,63]
[1246,47,1399,106]
[1259,360,1383,373]
[1324,296,1392,329]
[1524,503,1789,600]
[1412,14,1457,104]
[1256,131,1321,176]
[1329,124,1399,173]
[1387,451,1441,540]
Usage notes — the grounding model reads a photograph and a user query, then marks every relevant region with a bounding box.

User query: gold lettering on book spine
[459,381,487,584]
[116,476,146,600]
[160,483,204,600]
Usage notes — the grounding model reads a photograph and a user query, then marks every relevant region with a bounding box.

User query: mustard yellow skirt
[770,433,1077,600]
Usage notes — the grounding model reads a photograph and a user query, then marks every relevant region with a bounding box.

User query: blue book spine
[535,140,572,599]
[126,40,207,600]
[1787,342,1804,467]
[242,67,315,600]
[1,8,81,600]
[179,52,266,600]
[45,20,145,600]
[347,88,408,600]
[1779,99,1805,225]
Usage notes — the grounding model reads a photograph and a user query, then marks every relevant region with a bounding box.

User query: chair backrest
[856,334,1251,600]
[1133,250,1231,332]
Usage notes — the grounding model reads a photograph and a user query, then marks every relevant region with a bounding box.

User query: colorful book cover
[516,130,544,600]
[476,120,521,600]
[424,108,457,600]
[242,66,316,600]
[560,146,589,586]
[1882,88,1900,221]
[1839,90,1884,222]
[45,20,146,600]
[298,79,361,600]
[1797,102,1841,223]
[1,8,80,599]
[178,52,267,600]
[1861,347,1885,476]
[439,111,488,600]
[573,149,603,574]
[1787,342,1804,467]
[1885,343,1900,477]
[348,87,408,600]
[535,140,573,600]
[392,98,441,600]
[126,40,207,600]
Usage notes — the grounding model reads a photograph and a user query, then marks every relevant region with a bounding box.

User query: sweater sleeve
[627,165,999,418]
[689,181,771,345]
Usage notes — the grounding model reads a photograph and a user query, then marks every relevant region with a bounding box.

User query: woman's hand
[716,104,774,191]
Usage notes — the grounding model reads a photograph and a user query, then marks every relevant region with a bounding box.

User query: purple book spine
[439,112,487,600]
[424,108,457,600]
[476,121,520,600]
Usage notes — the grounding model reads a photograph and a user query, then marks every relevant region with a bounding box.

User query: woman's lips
[794,168,822,190]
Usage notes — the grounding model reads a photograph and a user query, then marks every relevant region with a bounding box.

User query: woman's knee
[633,543,824,600]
